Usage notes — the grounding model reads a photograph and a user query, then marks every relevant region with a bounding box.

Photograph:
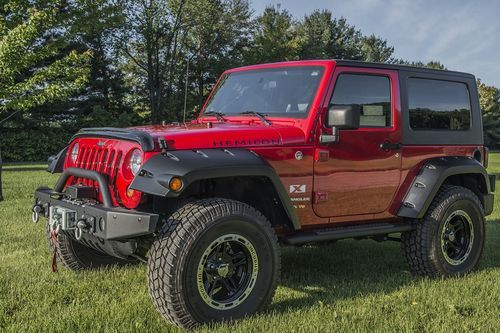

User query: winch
[48,206,90,241]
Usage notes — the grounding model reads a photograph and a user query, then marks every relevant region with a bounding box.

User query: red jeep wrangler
[33,60,495,329]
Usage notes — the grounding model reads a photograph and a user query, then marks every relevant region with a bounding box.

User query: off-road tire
[401,185,485,278]
[148,198,280,329]
[46,224,136,271]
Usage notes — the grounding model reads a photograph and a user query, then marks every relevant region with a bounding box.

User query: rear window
[408,78,471,130]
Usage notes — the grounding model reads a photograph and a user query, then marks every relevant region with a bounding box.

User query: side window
[330,74,391,127]
[408,78,471,130]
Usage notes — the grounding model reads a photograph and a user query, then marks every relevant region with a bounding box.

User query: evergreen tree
[395,59,447,70]
[361,34,394,63]
[26,0,134,129]
[70,0,132,126]
[297,10,364,60]
[247,5,300,63]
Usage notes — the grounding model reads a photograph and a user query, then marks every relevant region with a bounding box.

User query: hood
[130,121,306,150]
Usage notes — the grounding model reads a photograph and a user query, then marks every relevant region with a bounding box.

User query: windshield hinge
[158,138,168,154]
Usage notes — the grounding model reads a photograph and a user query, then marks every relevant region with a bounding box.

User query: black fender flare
[130,149,301,230]
[47,146,68,174]
[398,156,494,219]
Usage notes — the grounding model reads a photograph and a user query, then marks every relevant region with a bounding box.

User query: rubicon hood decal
[130,122,304,150]
[212,137,282,147]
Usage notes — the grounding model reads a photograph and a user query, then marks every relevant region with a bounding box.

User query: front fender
[130,149,300,229]
[47,146,68,174]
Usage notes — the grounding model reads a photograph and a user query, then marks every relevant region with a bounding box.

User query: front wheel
[148,198,280,329]
[401,185,486,278]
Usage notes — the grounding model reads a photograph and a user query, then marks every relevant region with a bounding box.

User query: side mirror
[326,105,361,130]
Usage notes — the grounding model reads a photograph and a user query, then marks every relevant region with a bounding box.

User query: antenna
[183,56,190,124]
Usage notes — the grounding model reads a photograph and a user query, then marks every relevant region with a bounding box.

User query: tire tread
[148,198,280,329]
[401,185,485,278]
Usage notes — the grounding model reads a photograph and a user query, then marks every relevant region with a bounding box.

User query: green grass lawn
[1,158,499,333]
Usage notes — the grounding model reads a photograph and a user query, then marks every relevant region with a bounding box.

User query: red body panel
[64,138,147,209]
[313,67,402,222]
[60,60,484,229]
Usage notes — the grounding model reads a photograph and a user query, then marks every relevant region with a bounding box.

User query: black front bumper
[33,168,159,240]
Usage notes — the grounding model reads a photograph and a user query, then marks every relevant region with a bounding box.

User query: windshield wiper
[239,111,271,126]
[203,111,226,122]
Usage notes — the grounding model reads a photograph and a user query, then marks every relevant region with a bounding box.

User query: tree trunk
[0,149,3,201]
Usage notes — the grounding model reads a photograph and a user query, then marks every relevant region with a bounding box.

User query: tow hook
[32,205,43,223]
[75,219,90,241]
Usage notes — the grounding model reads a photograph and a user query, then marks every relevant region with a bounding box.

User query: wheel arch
[130,149,300,230]
[398,156,494,219]
[181,175,296,231]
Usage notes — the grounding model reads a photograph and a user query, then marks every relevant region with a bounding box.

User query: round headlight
[129,149,143,176]
[71,143,79,163]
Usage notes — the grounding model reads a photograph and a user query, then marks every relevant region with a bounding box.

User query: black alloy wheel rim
[197,234,259,310]
[441,209,475,266]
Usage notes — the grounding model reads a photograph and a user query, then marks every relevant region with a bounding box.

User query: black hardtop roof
[334,60,475,79]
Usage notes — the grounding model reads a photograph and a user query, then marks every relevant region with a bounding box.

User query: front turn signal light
[169,177,183,192]
[126,187,135,198]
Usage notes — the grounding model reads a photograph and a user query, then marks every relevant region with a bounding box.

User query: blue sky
[251,0,500,87]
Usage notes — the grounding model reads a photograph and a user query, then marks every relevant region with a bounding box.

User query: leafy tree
[478,80,500,148]
[0,0,91,119]
[181,0,252,110]
[118,0,187,124]
[118,0,252,123]
[0,0,92,196]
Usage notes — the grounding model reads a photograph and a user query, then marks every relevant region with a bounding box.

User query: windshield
[203,66,325,117]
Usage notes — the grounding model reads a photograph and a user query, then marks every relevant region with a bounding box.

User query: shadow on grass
[268,220,500,315]
[267,240,411,314]
[2,167,47,172]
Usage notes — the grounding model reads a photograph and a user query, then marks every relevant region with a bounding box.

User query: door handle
[379,142,402,151]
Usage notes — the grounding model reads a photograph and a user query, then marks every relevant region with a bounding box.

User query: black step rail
[282,223,414,245]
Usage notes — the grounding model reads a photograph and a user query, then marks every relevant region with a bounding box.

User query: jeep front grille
[73,144,123,189]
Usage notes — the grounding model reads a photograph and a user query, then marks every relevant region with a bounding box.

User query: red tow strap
[51,229,58,273]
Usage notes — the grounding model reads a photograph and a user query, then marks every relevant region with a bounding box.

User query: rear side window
[330,74,391,127]
[408,78,471,130]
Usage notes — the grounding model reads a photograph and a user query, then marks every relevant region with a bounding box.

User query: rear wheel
[148,198,280,329]
[401,185,485,278]
[46,224,136,271]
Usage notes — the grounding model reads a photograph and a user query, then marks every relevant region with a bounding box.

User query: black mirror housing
[327,105,361,129]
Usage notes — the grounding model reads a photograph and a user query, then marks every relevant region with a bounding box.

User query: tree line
[0,0,499,161]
